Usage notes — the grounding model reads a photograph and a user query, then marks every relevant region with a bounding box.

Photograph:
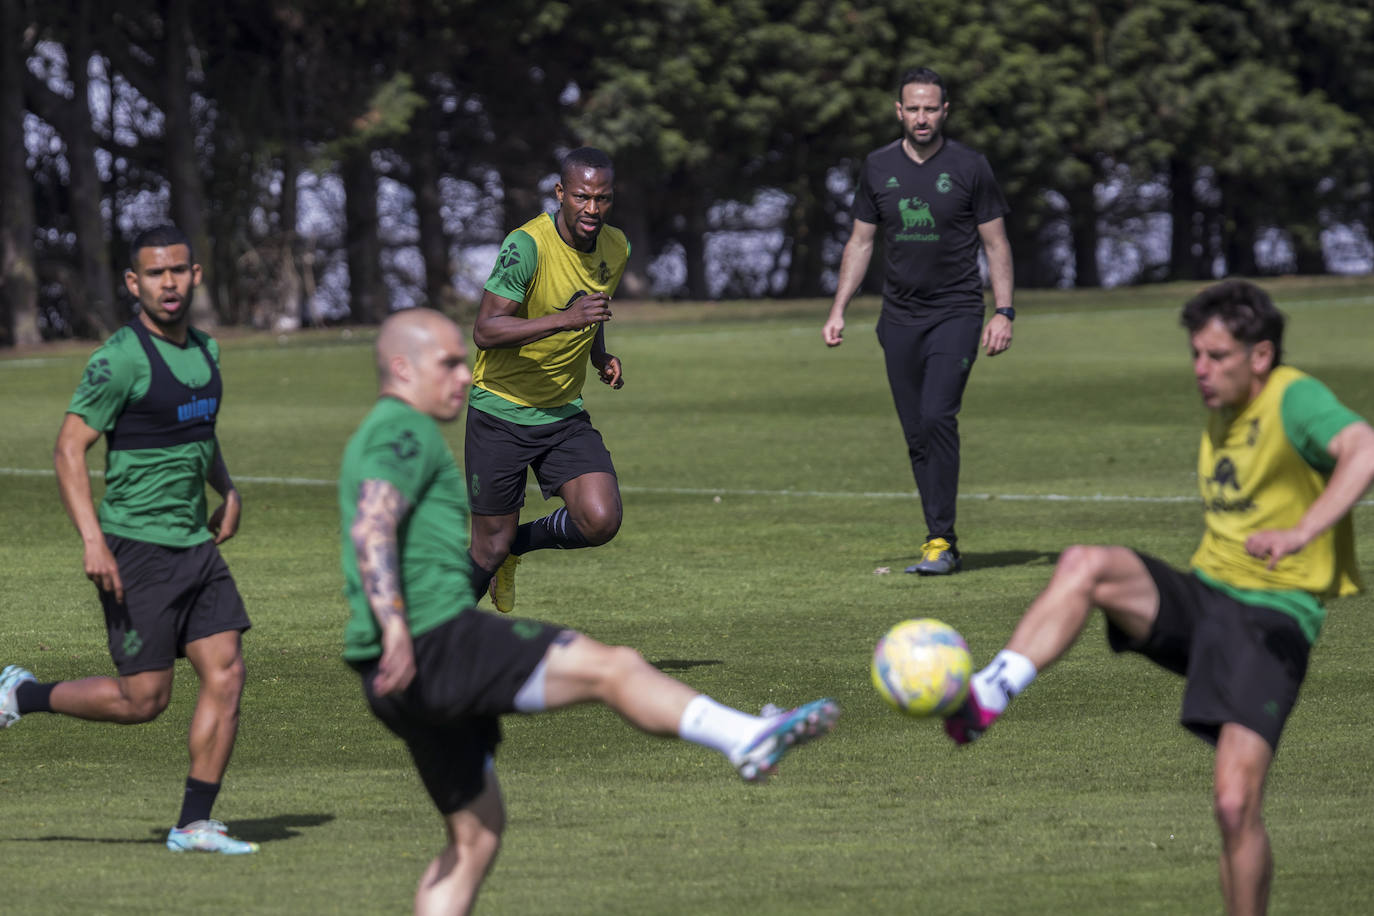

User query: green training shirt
[339,396,473,661]
[66,324,221,548]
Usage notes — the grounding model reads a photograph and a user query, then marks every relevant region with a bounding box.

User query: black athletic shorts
[98,534,250,675]
[1106,552,1310,751]
[464,406,616,515]
[355,609,564,814]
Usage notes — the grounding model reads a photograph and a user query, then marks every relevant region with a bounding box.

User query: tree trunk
[161,0,218,326]
[1167,157,1200,281]
[1221,181,1259,276]
[680,185,710,300]
[66,4,119,336]
[784,166,831,298]
[342,148,387,323]
[409,124,458,315]
[611,171,652,299]
[0,0,40,346]
[279,22,308,327]
[1290,225,1326,275]
[1065,183,1101,288]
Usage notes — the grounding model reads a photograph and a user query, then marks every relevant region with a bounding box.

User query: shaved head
[375,308,472,421]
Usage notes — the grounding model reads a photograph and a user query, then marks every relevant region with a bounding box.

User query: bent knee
[1055,544,1113,577]
[574,507,622,546]
[599,644,647,678]
[123,693,171,723]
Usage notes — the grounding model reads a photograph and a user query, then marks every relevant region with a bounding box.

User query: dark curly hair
[1180,279,1285,367]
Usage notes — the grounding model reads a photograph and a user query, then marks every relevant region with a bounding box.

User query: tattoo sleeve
[351,479,411,631]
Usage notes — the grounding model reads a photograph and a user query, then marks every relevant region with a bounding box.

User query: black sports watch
[994,307,1015,321]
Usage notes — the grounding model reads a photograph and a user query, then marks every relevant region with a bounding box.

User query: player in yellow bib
[465,147,630,613]
[941,280,1374,915]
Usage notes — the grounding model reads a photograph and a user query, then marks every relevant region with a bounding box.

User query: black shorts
[464,406,616,515]
[98,534,250,675]
[355,609,564,814]
[1106,552,1310,750]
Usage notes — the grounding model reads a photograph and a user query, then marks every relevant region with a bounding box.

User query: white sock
[678,695,765,757]
[970,649,1038,714]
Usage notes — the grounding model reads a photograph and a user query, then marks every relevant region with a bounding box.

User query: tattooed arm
[351,478,416,695]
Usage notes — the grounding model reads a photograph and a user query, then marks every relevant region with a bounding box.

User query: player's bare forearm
[1247,421,1374,566]
[53,413,104,545]
[825,221,876,347]
[978,217,1015,310]
[207,442,235,497]
[351,479,411,631]
[473,290,609,349]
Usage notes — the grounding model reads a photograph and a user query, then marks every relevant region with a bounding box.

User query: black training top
[851,138,1009,323]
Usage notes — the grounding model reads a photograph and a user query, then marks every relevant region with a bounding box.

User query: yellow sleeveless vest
[473,213,629,409]
[1190,366,1360,599]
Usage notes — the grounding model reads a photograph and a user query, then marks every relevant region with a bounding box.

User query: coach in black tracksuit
[822,66,1016,576]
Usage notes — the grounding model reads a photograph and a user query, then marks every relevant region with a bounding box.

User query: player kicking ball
[340,308,838,914]
[944,280,1374,916]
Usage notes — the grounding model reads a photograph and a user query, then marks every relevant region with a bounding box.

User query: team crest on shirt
[1246,418,1260,447]
[389,430,420,460]
[885,176,900,188]
[80,357,112,392]
[936,172,952,193]
[1203,456,1255,513]
[597,260,611,283]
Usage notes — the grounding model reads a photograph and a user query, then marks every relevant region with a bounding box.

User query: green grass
[2,276,1372,914]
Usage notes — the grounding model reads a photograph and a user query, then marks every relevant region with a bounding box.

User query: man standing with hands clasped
[824,67,1016,575]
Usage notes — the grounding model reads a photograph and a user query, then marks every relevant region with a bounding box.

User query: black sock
[15,681,55,715]
[177,778,221,829]
[469,551,497,604]
[510,508,589,554]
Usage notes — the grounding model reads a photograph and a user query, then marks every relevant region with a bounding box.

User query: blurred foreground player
[340,308,838,915]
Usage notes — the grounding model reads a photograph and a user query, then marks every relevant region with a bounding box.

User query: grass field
[2,276,1372,915]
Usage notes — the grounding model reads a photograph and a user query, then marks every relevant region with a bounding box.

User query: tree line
[1,0,1370,345]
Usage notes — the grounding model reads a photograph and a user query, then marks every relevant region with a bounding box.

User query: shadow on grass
[884,549,1059,572]
[650,659,723,672]
[3,813,335,847]
[960,549,1059,571]
[210,812,335,844]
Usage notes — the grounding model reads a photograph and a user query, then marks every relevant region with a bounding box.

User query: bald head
[375,308,472,422]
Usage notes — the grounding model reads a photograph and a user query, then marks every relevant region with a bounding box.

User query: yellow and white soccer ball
[870,618,972,717]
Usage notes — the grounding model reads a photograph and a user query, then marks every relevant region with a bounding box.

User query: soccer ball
[870,618,972,717]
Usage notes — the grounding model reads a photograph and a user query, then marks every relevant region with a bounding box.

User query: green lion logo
[122,630,144,658]
[936,173,952,193]
[898,197,934,229]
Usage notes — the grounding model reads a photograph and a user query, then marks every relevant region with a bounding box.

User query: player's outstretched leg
[729,698,841,783]
[943,689,1000,745]
[0,665,36,728]
[534,633,840,782]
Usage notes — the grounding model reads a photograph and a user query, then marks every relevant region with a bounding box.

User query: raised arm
[350,478,415,694]
[823,219,877,348]
[472,288,613,350]
[54,412,123,602]
[1246,420,1374,568]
